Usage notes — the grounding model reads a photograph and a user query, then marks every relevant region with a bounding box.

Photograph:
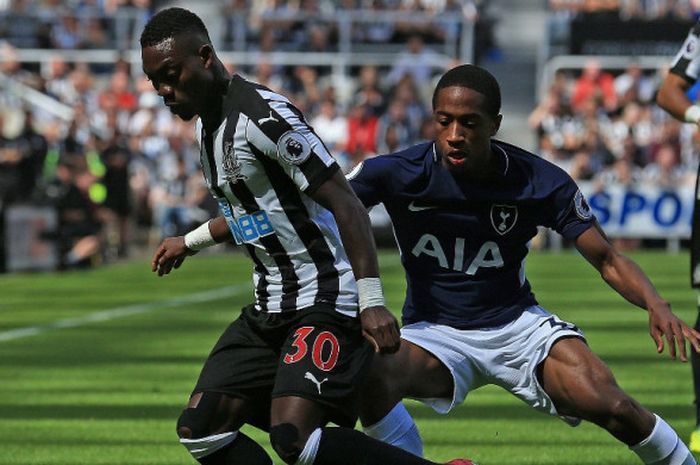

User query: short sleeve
[245,95,339,194]
[670,20,700,82]
[547,182,596,240]
[346,158,387,208]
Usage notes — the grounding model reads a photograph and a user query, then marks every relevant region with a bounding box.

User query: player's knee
[269,423,304,465]
[177,408,237,460]
[603,395,640,423]
[581,388,640,426]
[176,395,238,460]
[177,407,213,439]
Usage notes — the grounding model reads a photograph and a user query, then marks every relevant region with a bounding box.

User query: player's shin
[310,426,459,465]
[180,431,272,465]
[630,414,697,465]
[180,431,236,460]
[363,402,424,457]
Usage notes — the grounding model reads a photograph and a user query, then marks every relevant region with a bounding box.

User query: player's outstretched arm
[151,216,231,276]
[310,169,400,354]
[575,223,700,361]
[657,72,696,123]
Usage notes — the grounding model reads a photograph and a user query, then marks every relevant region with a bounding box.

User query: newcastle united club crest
[222,140,246,183]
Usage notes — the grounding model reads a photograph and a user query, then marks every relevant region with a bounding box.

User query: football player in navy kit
[350,64,700,464]
[141,7,474,465]
[657,18,700,452]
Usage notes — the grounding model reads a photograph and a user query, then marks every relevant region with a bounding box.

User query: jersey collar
[492,142,509,176]
[201,76,237,137]
[221,75,240,121]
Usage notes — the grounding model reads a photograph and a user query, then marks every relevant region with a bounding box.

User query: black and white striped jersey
[671,21,700,288]
[670,20,700,82]
[196,75,359,317]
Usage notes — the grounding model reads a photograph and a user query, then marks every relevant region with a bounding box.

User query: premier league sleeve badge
[277,130,312,165]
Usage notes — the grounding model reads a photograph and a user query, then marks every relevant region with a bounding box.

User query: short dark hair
[140,7,210,48]
[432,64,501,118]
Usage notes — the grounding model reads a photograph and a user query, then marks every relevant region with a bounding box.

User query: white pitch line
[0,284,249,343]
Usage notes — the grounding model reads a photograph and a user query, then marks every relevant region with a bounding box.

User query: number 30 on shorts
[283,326,340,371]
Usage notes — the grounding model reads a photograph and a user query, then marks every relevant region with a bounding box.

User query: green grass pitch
[1,249,698,464]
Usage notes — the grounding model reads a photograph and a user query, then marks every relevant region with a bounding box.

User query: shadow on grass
[0,404,180,420]
[405,403,693,421]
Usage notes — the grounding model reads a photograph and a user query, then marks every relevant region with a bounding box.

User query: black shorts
[193,304,374,428]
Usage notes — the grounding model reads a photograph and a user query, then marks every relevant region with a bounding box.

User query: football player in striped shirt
[140,7,474,465]
[657,18,700,453]
[350,64,700,465]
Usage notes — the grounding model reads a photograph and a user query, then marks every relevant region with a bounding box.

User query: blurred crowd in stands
[0,0,699,271]
[0,0,496,271]
[547,0,700,51]
[0,0,495,55]
[548,0,700,20]
[530,58,697,190]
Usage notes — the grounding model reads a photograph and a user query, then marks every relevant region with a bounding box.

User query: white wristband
[356,277,385,312]
[685,105,700,123]
[184,221,217,251]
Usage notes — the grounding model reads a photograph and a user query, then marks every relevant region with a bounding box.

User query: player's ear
[490,114,502,136]
[198,43,214,69]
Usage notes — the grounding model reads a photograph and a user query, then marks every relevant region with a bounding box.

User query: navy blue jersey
[348,140,595,329]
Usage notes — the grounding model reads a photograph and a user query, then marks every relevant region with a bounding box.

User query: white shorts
[400,305,585,426]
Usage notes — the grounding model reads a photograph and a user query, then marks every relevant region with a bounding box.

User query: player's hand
[360,306,400,354]
[648,301,700,362]
[151,236,197,276]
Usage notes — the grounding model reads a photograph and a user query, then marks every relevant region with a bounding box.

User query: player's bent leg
[177,391,272,465]
[313,426,474,465]
[270,395,472,465]
[541,337,696,464]
[359,339,453,457]
[360,339,453,424]
[541,337,654,442]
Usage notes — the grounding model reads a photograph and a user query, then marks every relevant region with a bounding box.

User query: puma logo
[257,111,279,125]
[304,372,328,394]
[498,211,510,231]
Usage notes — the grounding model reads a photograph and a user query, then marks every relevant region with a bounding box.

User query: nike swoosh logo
[408,201,438,212]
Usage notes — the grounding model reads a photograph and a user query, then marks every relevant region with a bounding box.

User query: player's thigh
[178,391,268,438]
[369,338,453,399]
[359,338,452,425]
[273,308,373,428]
[188,305,280,432]
[195,307,278,389]
[540,336,622,416]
